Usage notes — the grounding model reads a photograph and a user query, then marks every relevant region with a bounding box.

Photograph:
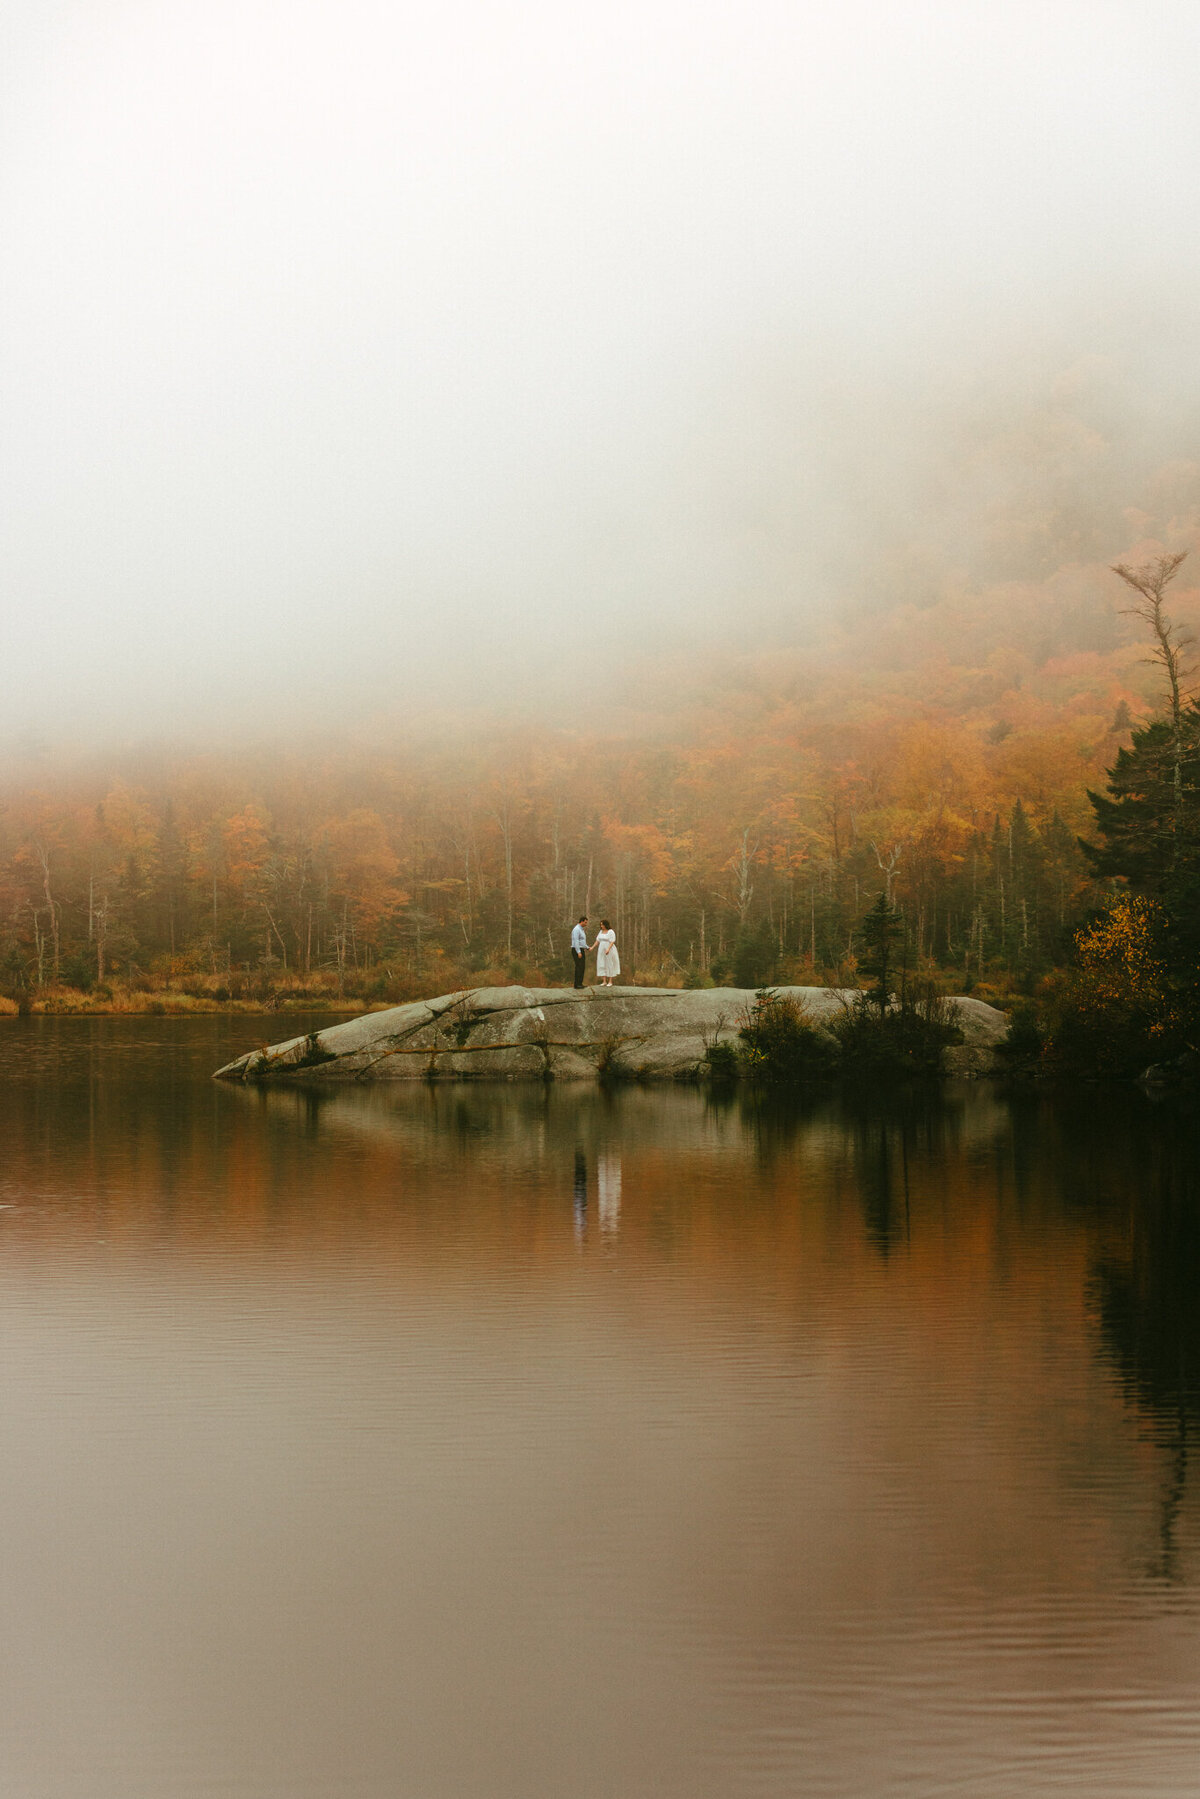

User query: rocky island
[213,985,1009,1084]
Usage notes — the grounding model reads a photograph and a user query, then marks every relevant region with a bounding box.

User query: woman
[591,919,620,987]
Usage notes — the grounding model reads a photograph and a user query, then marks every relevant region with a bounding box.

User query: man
[570,915,589,989]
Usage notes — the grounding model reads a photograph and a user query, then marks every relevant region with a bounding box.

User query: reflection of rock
[214,985,1009,1084]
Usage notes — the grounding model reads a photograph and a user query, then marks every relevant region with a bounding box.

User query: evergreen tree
[1083,705,1200,899]
[858,891,903,1016]
[732,917,776,988]
[1082,703,1200,1039]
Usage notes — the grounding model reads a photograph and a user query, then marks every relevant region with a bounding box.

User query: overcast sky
[2,0,1199,743]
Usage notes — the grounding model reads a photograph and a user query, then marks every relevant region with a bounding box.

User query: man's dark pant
[572,949,586,989]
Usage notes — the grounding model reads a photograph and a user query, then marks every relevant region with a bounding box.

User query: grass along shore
[0,959,1032,1020]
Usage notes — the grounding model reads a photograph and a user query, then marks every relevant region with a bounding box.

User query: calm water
[0,1016,1198,1798]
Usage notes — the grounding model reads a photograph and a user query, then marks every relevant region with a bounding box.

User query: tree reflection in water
[1082,1100,1200,1583]
[574,1147,587,1243]
[723,1073,1199,1583]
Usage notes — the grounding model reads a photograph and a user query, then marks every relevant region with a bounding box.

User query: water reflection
[574,1147,587,1242]
[569,1149,622,1242]
[0,1020,1198,1797]
[597,1153,621,1236]
[1081,1106,1200,1584]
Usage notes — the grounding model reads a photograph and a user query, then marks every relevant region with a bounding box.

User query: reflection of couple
[569,915,620,988]
[572,1149,622,1241]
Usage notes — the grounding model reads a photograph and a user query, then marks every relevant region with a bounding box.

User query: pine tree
[1083,704,1200,1001]
[858,891,903,1016]
[1083,705,1200,898]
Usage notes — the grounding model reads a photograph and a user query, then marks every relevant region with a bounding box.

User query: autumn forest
[1,544,1190,1017]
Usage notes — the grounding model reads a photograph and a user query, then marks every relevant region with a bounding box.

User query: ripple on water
[0,1023,1195,1796]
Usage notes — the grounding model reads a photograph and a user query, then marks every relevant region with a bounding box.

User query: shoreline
[0,994,374,1019]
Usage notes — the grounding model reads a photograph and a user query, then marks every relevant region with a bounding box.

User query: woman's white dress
[596,930,620,978]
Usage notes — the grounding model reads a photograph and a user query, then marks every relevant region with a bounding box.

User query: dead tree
[32,840,60,981]
[1112,552,1193,837]
[729,828,757,924]
[871,840,903,904]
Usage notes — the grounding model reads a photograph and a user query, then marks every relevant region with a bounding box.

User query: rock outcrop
[213,985,1009,1084]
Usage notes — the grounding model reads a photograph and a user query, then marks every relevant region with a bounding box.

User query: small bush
[60,953,95,993]
[996,1003,1044,1068]
[702,1038,740,1082]
[1041,896,1185,1078]
[831,985,960,1082]
[683,966,714,990]
[449,1004,481,1047]
[738,990,834,1086]
[293,1032,337,1070]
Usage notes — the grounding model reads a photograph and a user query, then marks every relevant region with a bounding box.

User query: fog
[2,0,1199,744]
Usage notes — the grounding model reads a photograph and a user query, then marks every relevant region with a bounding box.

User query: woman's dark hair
[601,918,611,930]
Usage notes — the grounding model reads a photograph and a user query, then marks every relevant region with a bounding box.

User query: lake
[0,1014,1197,1798]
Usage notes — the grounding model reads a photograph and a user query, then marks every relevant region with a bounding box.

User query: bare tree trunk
[1112,552,1191,852]
[489,798,515,961]
[504,826,513,961]
[335,902,347,998]
[31,908,45,987]
[463,838,474,938]
[871,840,903,904]
[264,903,288,967]
[95,896,108,984]
[34,842,59,980]
[732,829,756,924]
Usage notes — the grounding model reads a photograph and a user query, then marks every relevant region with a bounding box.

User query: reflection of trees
[1087,1114,1200,1582]
[841,1088,961,1257]
[735,1087,822,1163]
[727,1083,987,1255]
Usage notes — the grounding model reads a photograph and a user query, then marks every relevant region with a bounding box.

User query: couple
[570,915,620,988]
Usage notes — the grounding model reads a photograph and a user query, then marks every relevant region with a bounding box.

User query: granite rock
[214,985,1009,1084]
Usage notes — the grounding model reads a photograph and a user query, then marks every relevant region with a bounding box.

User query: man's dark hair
[578,914,588,922]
